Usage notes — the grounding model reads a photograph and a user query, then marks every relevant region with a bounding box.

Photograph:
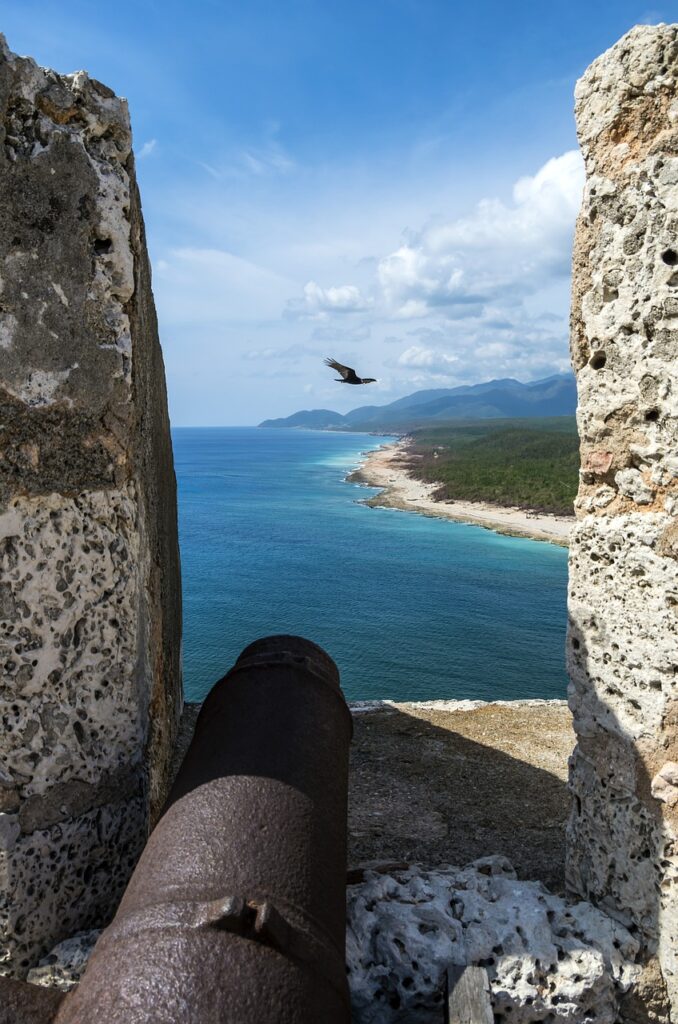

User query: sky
[1,1,672,424]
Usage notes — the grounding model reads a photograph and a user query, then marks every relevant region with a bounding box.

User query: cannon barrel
[56,635,353,1024]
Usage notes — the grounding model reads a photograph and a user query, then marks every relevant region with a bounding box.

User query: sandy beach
[348,439,573,546]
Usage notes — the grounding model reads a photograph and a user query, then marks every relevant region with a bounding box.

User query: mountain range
[259,373,577,432]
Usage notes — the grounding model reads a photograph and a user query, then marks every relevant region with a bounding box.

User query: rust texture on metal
[55,635,353,1023]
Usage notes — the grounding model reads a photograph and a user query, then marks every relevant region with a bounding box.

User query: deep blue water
[174,427,569,703]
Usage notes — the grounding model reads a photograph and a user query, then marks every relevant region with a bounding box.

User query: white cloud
[288,280,372,319]
[306,281,370,312]
[388,309,572,388]
[153,148,582,422]
[270,155,581,396]
[378,150,584,319]
[397,345,459,373]
[378,245,484,318]
[138,139,157,159]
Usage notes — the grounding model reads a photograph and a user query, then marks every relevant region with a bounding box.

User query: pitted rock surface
[17,859,639,1022]
[0,36,181,976]
[567,22,678,1019]
[0,799,144,976]
[346,857,639,1024]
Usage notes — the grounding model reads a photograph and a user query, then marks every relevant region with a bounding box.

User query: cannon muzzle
[56,635,353,1023]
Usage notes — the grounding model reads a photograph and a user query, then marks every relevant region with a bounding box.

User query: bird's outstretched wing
[324,357,355,381]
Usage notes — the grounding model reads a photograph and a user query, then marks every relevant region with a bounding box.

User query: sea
[173,427,569,704]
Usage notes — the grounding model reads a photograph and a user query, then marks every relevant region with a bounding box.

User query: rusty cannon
[53,635,353,1024]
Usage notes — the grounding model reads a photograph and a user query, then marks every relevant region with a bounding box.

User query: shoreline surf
[348,438,573,547]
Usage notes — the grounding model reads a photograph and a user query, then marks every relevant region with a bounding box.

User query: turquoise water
[174,427,569,702]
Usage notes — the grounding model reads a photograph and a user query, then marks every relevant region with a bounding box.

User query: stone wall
[0,37,182,975]
[567,23,678,1016]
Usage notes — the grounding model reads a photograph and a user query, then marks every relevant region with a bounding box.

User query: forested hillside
[405,418,579,515]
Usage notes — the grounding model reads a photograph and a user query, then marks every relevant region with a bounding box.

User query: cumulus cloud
[287,280,372,319]
[378,150,584,319]
[389,310,572,388]
[378,245,487,318]
[158,149,583,421]
[305,281,370,312]
[274,154,581,394]
[282,150,580,392]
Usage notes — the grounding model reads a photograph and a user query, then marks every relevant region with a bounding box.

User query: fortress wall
[0,38,182,975]
[567,23,678,1014]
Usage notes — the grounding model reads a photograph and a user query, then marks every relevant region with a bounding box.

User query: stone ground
[176,699,574,893]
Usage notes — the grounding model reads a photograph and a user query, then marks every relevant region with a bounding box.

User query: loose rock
[346,857,639,1024]
[26,930,100,992]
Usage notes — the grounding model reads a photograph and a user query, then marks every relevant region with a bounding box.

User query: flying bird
[324,357,377,385]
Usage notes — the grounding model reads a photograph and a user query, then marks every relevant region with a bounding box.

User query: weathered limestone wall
[567,23,678,1015]
[0,38,182,975]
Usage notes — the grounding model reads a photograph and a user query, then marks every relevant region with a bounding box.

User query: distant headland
[258,373,576,432]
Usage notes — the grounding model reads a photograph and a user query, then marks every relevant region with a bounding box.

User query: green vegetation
[405,417,579,515]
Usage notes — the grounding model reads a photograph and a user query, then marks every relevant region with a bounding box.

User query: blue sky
[2,1,672,424]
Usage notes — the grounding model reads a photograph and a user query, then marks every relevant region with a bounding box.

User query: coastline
[348,438,573,547]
